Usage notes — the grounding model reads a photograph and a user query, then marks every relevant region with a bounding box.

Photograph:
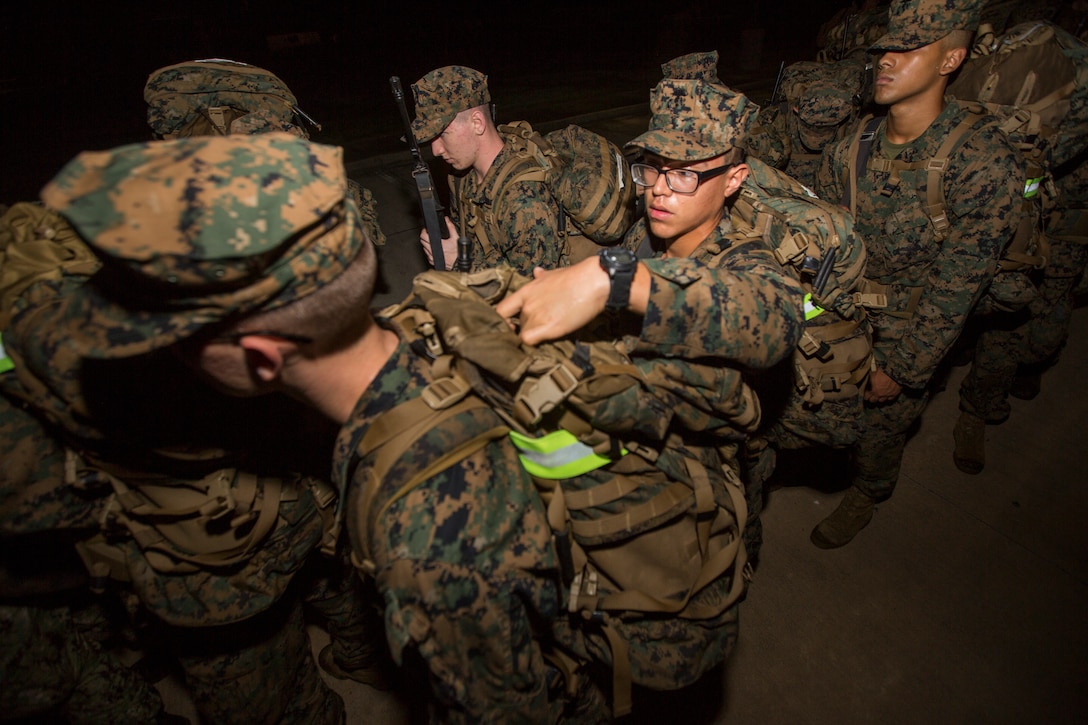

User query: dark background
[0,0,848,204]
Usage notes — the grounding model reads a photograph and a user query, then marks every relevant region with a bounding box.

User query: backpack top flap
[144,59,302,138]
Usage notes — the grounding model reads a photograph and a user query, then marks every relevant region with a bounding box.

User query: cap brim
[411,113,452,144]
[869,29,942,52]
[625,129,722,162]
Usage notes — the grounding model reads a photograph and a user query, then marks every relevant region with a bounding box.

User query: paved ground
[153,66,1088,724]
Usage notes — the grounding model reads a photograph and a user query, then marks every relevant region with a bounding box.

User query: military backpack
[350,266,757,717]
[455,121,638,265]
[726,159,873,447]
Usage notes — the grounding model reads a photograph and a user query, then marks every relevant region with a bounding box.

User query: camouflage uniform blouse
[625,216,806,367]
[333,326,566,723]
[815,100,1024,389]
[448,142,566,274]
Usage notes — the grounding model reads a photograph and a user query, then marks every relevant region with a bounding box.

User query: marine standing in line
[812,0,1025,547]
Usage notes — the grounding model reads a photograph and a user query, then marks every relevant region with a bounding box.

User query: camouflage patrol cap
[870,0,981,51]
[626,79,758,161]
[795,85,856,127]
[660,51,722,83]
[39,132,365,359]
[410,65,491,143]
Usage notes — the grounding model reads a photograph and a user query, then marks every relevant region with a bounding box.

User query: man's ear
[723,163,750,199]
[237,335,288,383]
[470,107,489,135]
[940,46,967,75]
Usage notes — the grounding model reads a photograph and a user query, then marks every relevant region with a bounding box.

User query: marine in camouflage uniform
[1,207,347,721]
[618,76,809,562]
[813,0,1025,547]
[144,56,392,695]
[411,65,566,274]
[34,131,803,722]
[955,43,1088,470]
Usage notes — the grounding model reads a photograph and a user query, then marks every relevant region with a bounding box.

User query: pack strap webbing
[855,279,924,319]
[573,133,616,238]
[842,115,882,216]
[106,474,282,568]
[568,481,691,541]
[350,393,509,572]
[865,110,984,242]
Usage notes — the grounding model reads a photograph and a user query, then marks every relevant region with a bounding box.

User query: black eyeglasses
[213,330,314,345]
[630,163,734,193]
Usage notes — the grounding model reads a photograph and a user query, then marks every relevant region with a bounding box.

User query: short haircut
[234,230,379,353]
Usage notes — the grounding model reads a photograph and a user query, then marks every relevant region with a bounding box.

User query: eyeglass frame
[630,162,735,193]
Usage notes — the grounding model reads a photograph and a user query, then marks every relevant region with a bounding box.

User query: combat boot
[952,410,986,474]
[810,487,875,549]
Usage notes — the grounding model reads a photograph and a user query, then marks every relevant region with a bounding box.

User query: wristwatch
[598,248,639,312]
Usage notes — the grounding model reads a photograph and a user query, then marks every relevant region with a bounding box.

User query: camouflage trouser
[850,389,930,500]
[847,315,931,500]
[961,241,1088,421]
[166,591,343,725]
[0,602,164,724]
[301,549,386,671]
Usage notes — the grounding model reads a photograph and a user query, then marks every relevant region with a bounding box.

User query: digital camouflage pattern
[333,336,569,723]
[744,57,868,188]
[144,59,307,139]
[333,252,803,722]
[167,593,343,725]
[2,134,367,723]
[627,79,758,161]
[871,0,982,51]
[660,50,722,82]
[39,133,363,359]
[816,99,1023,497]
[449,140,567,274]
[0,603,166,724]
[0,388,104,537]
[817,2,891,61]
[410,65,491,142]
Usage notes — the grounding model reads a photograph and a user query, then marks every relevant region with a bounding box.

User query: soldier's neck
[885,88,948,145]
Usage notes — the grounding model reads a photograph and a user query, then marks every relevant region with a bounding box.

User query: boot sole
[953,454,984,475]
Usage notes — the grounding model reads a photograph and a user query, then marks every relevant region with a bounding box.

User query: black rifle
[390,75,450,270]
[769,60,786,105]
[840,13,853,60]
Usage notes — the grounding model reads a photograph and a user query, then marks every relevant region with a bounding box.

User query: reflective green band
[508,429,623,479]
[803,293,825,321]
[1024,176,1043,199]
[0,333,13,374]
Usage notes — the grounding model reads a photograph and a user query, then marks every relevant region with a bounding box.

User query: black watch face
[602,248,636,268]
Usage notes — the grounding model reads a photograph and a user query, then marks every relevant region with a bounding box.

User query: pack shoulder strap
[455,142,548,259]
[841,114,883,216]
